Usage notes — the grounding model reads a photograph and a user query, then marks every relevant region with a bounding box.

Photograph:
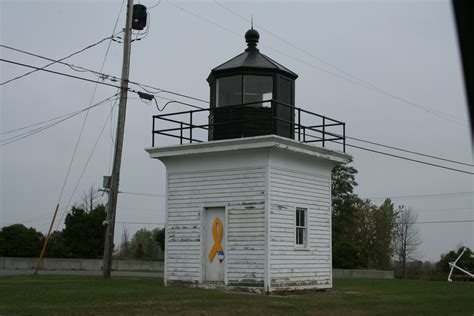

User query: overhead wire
[366,191,474,200]
[3,56,471,174]
[347,135,474,167]
[345,142,473,175]
[171,0,465,126]
[54,97,120,231]
[414,219,474,224]
[0,95,119,147]
[54,0,126,230]
[119,191,165,197]
[0,57,209,105]
[3,55,472,175]
[0,35,118,86]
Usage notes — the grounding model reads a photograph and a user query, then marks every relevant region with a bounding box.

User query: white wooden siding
[268,166,332,290]
[166,167,266,286]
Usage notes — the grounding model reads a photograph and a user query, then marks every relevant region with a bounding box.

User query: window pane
[277,77,292,105]
[216,75,242,107]
[296,228,304,245]
[243,75,273,106]
[296,209,300,226]
[300,210,305,227]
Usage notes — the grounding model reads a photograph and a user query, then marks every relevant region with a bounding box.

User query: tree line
[0,188,164,260]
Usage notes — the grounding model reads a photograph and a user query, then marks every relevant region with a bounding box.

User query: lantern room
[207,28,298,141]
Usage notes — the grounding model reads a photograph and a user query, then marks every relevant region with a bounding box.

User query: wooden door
[205,207,225,282]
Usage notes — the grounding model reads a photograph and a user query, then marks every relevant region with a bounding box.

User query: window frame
[295,207,308,249]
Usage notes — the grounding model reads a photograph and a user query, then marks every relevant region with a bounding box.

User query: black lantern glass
[207,28,298,141]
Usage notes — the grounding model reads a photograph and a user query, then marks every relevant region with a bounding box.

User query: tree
[45,231,70,258]
[393,206,421,278]
[130,228,153,259]
[372,199,397,270]
[331,159,362,269]
[437,246,474,275]
[129,228,162,260]
[63,204,106,258]
[153,228,165,252]
[331,160,397,270]
[117,227,131,258]
[0,224,43,257]
[80,186,102,213]
[331,158,358,210]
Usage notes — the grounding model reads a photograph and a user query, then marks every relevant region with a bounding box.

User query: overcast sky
[1,0,472,261]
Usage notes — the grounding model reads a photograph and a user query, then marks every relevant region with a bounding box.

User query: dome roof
[208,28,298,82]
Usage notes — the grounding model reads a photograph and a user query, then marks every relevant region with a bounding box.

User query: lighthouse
[146,28,350,292]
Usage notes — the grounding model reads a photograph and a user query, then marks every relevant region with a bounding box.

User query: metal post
[189,111,193,143]
[297,108,301,141]
[103,0,134,279]
[322,116,326,148]
[152,117,155,147]
[343,123,346,152]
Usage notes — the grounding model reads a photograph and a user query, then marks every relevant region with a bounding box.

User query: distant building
[147,28,351,293]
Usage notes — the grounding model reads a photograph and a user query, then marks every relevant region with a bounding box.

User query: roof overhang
[146,135,351,164]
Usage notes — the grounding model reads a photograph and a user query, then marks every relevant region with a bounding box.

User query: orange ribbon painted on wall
[208,217,223,263]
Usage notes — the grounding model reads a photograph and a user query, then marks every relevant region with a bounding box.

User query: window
[296,208,307,247]
[216,75,242,107]
[243,75,273,107]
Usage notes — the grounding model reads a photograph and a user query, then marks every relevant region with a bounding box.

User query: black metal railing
[152,100,346,152]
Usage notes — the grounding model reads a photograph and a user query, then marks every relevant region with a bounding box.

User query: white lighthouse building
[146,28,350,293]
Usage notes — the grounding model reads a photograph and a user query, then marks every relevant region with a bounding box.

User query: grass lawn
[0,276,473,315]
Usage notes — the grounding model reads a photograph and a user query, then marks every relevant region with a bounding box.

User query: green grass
[0,276,473,315]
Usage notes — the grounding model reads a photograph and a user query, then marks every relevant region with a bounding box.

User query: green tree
[331,160,397,270]
[437,246,474,275]
[46,231,70,258]
[0,224,43,257]
[331,159,363,268]
[153,228,165,252]
[372,199,397,270]
[117,228,131,259]
[63,204,106,258]
[130,228,153,259]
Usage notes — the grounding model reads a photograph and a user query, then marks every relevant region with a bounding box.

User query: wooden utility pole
[103,0,134,279]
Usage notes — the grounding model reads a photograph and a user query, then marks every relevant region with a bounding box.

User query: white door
[205,207,226,282]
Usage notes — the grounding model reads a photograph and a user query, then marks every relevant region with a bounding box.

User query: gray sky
[1,0,472,261]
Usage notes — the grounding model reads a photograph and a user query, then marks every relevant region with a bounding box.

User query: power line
[345,142,474,175]
[3,52,471,171]
[55,99,120,231]
[3,58,472,175]
[116,221,165,225]
[120,191,165,197]
[0,57,209,105]
[347,136,474,167]
[211,0,465,126]
[0,35,117,86]
[367,191,474,200]
[0,58,129,91]
[57,0,125,206]
[0,95,119,147]
[416,207,473,212]
[414,220,474,224]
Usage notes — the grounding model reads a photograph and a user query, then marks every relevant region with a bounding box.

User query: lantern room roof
[207,28,298,82]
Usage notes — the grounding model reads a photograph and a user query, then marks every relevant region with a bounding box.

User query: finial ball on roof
[245,28,260,49]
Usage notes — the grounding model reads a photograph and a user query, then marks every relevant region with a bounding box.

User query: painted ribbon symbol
[208,217,224,263]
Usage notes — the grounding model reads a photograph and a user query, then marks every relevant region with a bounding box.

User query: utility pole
[103,0,134,279]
